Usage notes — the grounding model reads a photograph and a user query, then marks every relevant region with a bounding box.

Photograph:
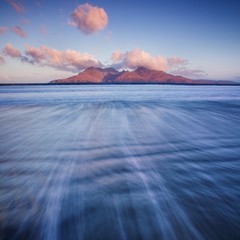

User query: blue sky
[0,0,240,83]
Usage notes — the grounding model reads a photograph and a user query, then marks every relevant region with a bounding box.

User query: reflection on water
[0,85,240,240]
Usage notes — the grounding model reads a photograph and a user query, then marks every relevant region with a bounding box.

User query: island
[50,67,236,85]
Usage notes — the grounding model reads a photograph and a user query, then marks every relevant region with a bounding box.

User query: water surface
[0,85,240,240]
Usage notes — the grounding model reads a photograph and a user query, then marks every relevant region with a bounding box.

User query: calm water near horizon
[0,85,240,240]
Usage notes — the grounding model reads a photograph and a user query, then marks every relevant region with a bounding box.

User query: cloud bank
[69,3,108,35]
[110,48,187,71]
[3,43,102,72]
[110,48,206,78]
[2,44,205,78]
[12,26,27,37]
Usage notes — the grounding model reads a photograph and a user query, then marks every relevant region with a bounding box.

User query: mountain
[50,67,235,84]
[51,67,118,84]
[113,67,193,83]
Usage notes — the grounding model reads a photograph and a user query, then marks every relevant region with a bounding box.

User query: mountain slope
[113,67,192,83]
[51,67,118,83]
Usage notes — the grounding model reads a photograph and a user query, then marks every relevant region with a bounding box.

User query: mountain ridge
[50,67,235,85]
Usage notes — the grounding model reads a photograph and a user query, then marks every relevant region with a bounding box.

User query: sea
[0,84,240,240]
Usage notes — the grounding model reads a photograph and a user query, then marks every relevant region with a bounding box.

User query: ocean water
[0,85,240,240]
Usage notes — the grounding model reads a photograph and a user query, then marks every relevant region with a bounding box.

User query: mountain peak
[84,66,102,71]
[84,67,118,73]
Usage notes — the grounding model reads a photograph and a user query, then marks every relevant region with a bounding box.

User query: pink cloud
[7,0,25,14]
[3,43,22,58]
[111,49,168,71]
[12,26,27,37]
[69,3,108,35]
[110,49,189,72]
[2,43,102,72]
[167,57,188,68]
[24,45,102,71]
[25,45,45,62]
[0,26,8,35]
[111,50,124,63]
[0,55,5,65]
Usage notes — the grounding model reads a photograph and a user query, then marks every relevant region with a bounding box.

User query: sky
[0,0,240,83]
